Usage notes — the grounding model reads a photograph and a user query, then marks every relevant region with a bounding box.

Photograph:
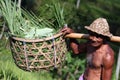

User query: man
[61,18,114,80]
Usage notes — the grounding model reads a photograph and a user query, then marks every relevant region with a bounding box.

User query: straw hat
[85,18,113,38]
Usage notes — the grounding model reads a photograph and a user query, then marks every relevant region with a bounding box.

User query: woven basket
[9,33,67,71]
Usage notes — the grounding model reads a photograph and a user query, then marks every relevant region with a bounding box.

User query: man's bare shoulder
[102,44,114,68]
[102,44,114,55]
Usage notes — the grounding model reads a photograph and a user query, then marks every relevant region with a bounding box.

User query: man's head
[88,30,110,47]
[85,18,112,47]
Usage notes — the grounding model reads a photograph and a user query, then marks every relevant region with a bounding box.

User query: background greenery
[0,0,120,80]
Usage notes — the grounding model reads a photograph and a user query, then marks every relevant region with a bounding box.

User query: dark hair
[87,30,110,41]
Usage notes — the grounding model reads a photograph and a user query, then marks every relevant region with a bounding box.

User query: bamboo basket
[9,33,67,71]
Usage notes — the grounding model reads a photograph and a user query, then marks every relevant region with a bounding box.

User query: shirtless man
[61,18,114,80]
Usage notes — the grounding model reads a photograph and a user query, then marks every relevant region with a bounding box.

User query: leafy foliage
[0,0,120,80]
[20,0,120,35]
[0,0,64,39]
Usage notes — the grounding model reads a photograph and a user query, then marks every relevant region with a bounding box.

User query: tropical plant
[51,0,65,29]
[0,0,65,39]
[0,0,119,80]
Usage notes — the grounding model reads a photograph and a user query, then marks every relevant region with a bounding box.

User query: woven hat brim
[85,26,113,38]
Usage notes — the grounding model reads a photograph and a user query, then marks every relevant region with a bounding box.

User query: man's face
[89,32,104,47]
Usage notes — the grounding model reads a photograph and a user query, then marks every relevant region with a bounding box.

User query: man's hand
[60,27,74,36]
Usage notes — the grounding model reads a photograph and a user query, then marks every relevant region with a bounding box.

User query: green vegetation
[0,0,120,80]
[0,0,65,39]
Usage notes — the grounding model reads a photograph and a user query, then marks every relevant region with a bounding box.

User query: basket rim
[10,33,63,42]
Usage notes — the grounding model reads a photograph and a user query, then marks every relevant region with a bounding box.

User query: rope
[52,35,57,68]
[23,41,30,70]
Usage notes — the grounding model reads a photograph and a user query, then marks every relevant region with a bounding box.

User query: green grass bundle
[0,0,67,71]
[0,0,65,39]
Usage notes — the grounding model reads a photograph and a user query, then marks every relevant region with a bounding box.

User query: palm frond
[51,0,65,29]
[0,0,65,39]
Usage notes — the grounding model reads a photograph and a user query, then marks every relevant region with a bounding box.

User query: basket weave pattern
[10,33,67,71]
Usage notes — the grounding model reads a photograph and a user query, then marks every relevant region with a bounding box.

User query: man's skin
[61,27,114,80]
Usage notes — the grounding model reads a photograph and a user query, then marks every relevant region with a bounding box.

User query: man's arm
[102,47,114,80]
[70,39,87,54]
[61,27,87,54]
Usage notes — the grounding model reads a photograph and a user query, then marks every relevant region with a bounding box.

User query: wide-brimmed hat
[85,18,113,38]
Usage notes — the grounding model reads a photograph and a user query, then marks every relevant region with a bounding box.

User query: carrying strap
[52,35,57,68]
[23,41,30,70]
